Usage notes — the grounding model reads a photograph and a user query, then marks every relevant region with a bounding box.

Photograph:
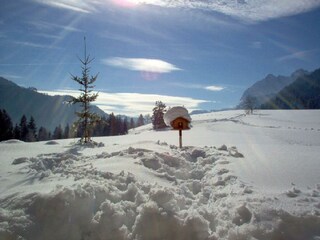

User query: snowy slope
[1,110,320,240]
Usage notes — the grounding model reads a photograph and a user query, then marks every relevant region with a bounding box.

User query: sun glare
[112,0,140,8]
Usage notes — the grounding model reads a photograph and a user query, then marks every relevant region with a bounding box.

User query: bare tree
[243,96,256,114]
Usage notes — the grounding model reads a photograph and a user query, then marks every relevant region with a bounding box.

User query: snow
[1,110,320,239]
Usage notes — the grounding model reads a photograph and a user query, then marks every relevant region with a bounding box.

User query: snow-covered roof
[164,106,191,127]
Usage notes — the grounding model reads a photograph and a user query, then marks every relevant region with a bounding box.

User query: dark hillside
[0,77,107,130]
[261,68,320,109]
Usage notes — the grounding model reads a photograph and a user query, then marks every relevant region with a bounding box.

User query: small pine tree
[26,116,37,142]
[137,114,144,127]
[38,126,50,141]
[152,101,167,130]
[103,119,110,136]
[69,37,99,143]
[116,115,123,135]
[108,113,117,136]
[123,117,128,134]
[144,114,151,124]
[53,125,63,140]
[19,115,28,141]
[63,124,70,139]
[13,124,20,140]
[129,118,135,129]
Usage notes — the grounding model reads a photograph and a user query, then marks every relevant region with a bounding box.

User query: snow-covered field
[1,110,320,240]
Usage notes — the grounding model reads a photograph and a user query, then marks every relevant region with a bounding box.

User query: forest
[0,109,146,142]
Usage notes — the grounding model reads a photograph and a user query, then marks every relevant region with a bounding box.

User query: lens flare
[112,0,140,8]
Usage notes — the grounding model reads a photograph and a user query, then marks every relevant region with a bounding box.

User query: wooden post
[179,129,182,148]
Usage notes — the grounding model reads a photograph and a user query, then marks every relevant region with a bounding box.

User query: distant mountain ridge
[0,77,107,131]
[261,67,320,109]
[238,69,309,108]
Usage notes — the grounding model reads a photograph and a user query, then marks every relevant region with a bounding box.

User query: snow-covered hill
[1,110,320,240]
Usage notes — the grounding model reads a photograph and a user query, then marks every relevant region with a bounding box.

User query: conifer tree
[69,37,99,143]
[19,115,28,141]
[0,109,13,141]
[116,115,123,135]
[109,113,117,136]
[129,118,135,129]
[53,125,63,139]
[27,116,37,142]
[13,124,20,140]
[137,114,144,127]
[38,127,50,141]
[123,117,128,134]
[103,117,110,136]
[63,124,70,139]
[152,101,167,130]
[144,114,151,124]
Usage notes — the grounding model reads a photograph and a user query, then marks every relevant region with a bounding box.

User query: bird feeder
[171,117,190,130]
[164,107,191,148]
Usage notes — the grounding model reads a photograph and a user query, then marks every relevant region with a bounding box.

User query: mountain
[0,77,107,131]
[238,69,308,108]
[261,67,320,109]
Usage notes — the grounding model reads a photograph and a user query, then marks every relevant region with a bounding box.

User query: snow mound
[164,106,191,127]
[45,140,59,145]
[12,157,28,165]
[1,139,24,144]
[1,142,319,240]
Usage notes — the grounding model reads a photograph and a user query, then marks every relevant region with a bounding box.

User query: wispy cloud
[0,74,22,80]
[276,49,319,62]
[31,0,320,22]
[102,57,181,73]
[205,85,225,91]
[250,41,262,49]
[28,20,82,33]
[99,31,145,46]
[33,0,94,13]
[14,41,61,49]
[137,0,320,22]
[40,89,208,116]
[170,82,225,92]
[269,37,319,63]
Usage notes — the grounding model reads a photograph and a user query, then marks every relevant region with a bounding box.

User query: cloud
[251,41,262,49]
[137,0,320,22]
[276,49,319,62]
[39,90,208,116]
[205,85,225,91]
[0,74,22,80]
[102,57,181,73]
[31,0,320,22]
[170,82,225,91]
[33,0,94,13]
[28,20,82,33]
[14,41,61,49]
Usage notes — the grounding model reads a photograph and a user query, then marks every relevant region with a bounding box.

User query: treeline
[0,109,147,142]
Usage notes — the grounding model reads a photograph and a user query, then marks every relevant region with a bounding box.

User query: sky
[1,0,320,116]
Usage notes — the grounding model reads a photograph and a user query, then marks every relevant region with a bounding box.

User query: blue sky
[1,0,320,116]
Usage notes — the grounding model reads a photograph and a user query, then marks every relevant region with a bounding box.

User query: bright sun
[112,0,141,8]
